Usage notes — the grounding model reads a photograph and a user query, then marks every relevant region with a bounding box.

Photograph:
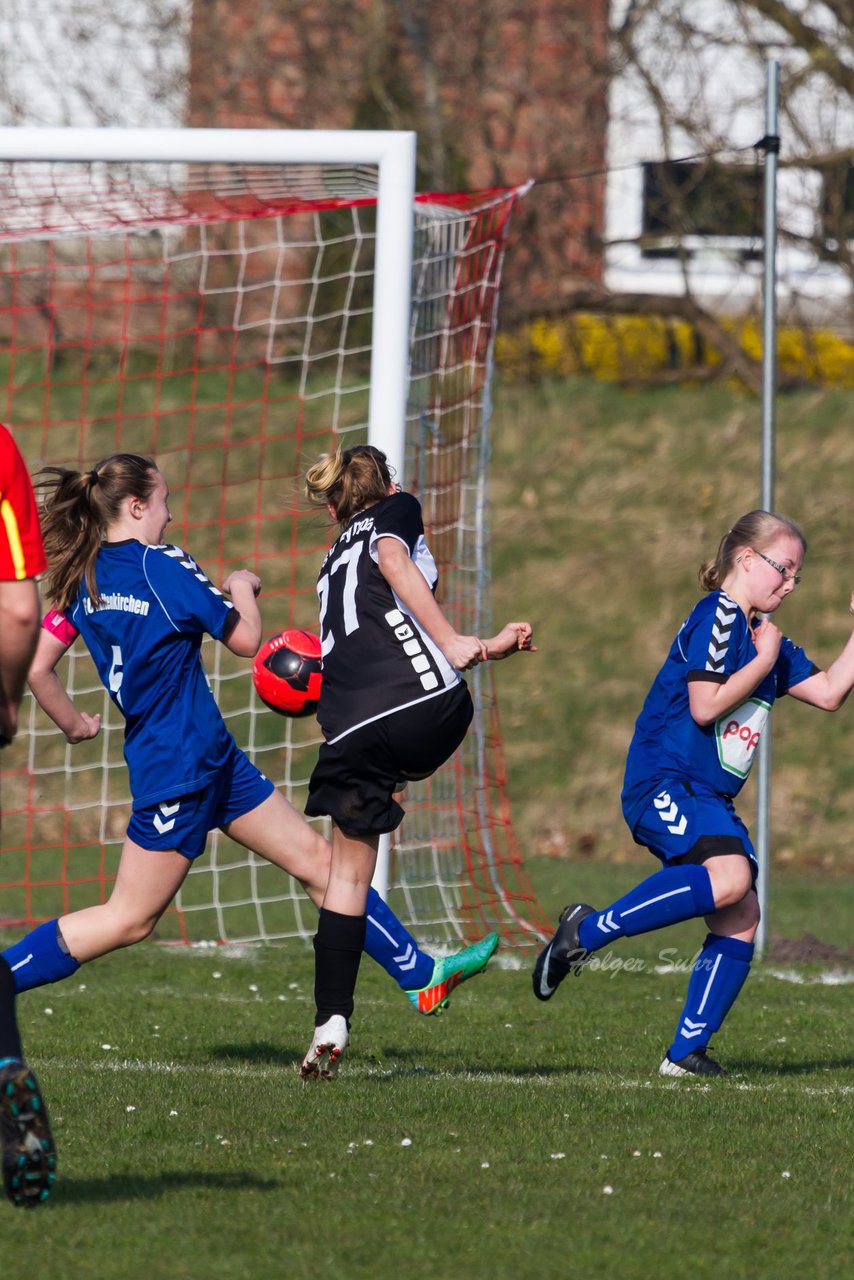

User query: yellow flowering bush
[495,313,854,388]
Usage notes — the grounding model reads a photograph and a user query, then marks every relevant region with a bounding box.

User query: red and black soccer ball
[252,629,323,718]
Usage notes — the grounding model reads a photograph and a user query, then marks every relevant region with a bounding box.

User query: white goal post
[0,126,416,476]
[0,127,547,950]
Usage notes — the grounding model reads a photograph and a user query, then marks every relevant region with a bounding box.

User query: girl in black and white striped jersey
[300,443,535,1079]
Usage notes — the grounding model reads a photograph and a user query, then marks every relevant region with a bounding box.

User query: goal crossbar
[0,127,416,479]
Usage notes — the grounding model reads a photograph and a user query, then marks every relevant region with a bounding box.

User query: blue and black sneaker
[659,1047,728,1078]
[0,1058,56,1208]
[532,903,595,1001]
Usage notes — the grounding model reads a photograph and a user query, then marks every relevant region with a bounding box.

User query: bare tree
[0,0,188,128]
[4,0,853,382]
[0,2,611,320]
[604,0,854,384]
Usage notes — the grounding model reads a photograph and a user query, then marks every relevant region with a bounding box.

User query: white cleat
[299,1015,349,1081]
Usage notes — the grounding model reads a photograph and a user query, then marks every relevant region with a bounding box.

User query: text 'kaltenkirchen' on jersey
[84,593,151,616]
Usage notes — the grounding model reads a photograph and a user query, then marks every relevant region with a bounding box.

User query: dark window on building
[641,161,763,258]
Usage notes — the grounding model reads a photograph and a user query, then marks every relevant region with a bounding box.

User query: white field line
[32,986,390,1008]
[90,939,854,984]
[31,966,854,1013]
[35,1054,853,1096]
[762,967,854,985]
[167,941,854,983]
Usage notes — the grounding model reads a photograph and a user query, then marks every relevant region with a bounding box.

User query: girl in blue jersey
[300,445,534,1079]
[533,509,854,1077]
[2,453,504,1039]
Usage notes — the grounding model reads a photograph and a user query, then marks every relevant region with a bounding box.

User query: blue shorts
[127,747,275,860]
[632,780,757,876]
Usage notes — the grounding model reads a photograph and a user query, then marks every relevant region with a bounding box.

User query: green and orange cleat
[406,932,499,1015]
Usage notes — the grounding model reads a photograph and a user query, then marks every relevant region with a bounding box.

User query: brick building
[186,0,610,319]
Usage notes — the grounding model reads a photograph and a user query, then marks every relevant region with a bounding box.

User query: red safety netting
[0,159,549,950]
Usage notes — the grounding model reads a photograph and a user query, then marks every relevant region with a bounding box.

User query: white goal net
[0,129,547,951]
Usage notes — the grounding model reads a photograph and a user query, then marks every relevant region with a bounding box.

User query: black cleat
[0,1059,57,1208]
[532,903,596,1002]
[659,1047,728,1078]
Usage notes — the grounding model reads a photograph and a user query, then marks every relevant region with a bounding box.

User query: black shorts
[305,682,473,838]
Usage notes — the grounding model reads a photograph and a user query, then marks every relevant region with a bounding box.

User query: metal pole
[755,59,780,956]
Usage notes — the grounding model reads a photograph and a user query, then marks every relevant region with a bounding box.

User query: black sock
[313,908,366,1025]
[0,955,24,1061]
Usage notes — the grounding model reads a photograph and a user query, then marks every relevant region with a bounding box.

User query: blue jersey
[621,590,817,831]
[46,540,239,809]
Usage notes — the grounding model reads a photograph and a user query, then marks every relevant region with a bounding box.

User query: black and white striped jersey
[315,490,460,743]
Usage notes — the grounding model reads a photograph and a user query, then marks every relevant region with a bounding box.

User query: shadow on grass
[211,1041,293,1066]
[362,1063,593,1081]
[208,1040,854,1082]
[358,1044,597,1080]
[52,1170,280,1205]
[209,1040,589,1079]
[731,1056,854,1077]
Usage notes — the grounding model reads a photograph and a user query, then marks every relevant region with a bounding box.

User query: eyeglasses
[755,550,801,586]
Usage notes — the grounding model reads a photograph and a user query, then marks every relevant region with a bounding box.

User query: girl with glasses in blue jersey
[2,452,502,1052]
[533,509,854,1077]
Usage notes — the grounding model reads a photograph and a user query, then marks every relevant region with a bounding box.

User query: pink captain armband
[42,609,79,645]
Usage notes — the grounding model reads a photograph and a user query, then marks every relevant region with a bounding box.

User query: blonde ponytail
[304,444,394,526]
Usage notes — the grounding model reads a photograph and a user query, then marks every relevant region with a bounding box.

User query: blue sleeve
[775,636,819,694]
[682,595,746,682]
[143,545,236,639]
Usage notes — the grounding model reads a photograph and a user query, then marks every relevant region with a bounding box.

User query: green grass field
[3,856,851,1278]
[3,371,853,1271]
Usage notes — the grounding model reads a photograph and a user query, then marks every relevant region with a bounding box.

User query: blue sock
[2,921,81,994]
[578,864,716,953]
[364,888,434,991]
[668,934,754,1061]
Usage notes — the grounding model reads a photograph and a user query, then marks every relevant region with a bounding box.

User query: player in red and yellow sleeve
[0,421,56,1209]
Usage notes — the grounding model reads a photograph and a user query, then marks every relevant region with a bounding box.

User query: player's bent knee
[706,886,760,938]
[294,831,332,883]
[706,855,754,909]
[741,889,761,930]
[110,915,159,947]
[312,829,331,864]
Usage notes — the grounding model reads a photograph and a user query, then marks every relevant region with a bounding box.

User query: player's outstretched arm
[788,590,854,712]
[376,536,486,671]
[483,621,536,661]
[222,570,262,658]
[27,628,101,743]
